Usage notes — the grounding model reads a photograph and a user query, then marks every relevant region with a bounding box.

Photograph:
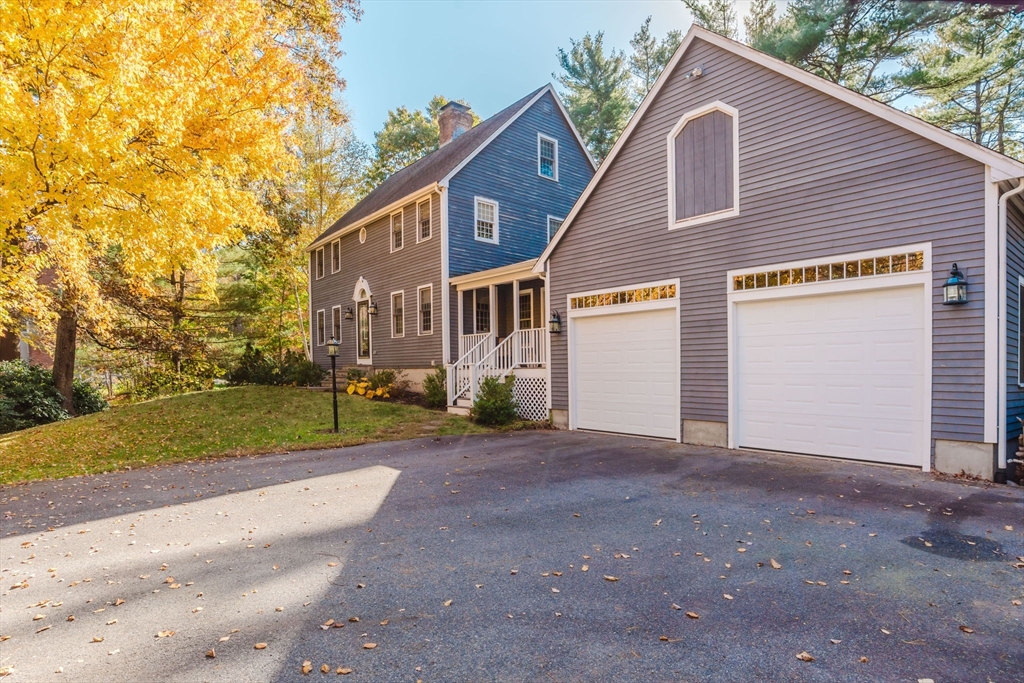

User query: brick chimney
[438,101,473,146]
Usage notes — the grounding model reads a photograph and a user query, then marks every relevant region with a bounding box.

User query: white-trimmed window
[391,291,404,338]
[314,248,325,280]
[538,133,558,181]
[475,198,498,244]
[391,210,404,252]
[316,309,326,346]
[518,290,534,329]
[668,101,739,229]
[330,240,340,273]
[359,227,367,244]
[547,216,563,241]
[331,305,341,342]
[417,198,432,242]
[418,285,433,335]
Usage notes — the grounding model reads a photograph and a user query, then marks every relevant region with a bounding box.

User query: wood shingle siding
[310,192,443,370]
[548,36,990,444]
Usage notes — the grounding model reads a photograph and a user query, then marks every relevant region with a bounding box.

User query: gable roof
[535,25,1024,273]
[309,84,593,251]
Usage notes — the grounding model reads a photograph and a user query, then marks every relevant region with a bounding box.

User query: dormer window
[391,210,404,252]
[538,134,558,181]
[667,101,739,229]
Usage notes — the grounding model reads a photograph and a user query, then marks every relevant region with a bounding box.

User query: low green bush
[227,344,326,388]
[0,360,107,434]
[124,360,220,402]
[422,367,447,409]
[472,374,518,426]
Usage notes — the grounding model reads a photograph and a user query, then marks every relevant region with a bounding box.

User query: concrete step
[447,405,471,416]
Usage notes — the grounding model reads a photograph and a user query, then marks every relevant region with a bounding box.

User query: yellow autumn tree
[0,0,359,407]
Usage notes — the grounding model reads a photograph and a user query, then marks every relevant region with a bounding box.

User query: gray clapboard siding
[310,192,443,371]
[1006,193,1024,440]
[548,36,989,444]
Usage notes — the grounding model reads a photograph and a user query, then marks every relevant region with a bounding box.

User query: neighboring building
[307,85,594,416]
[0,267,54,367]
[535,26,1024,480]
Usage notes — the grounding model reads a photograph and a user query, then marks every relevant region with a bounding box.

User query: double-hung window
[418,285,433,335]
[331,306,341,342]
[417,198,432,242]
[475,298,490,334]
[538,134,558,181]
[314,248,325,280]
[330,240,340,273]
[391,210,404,252]
[391,291,404,338]
[316,310,326,346]
[547,216,563,241]
[518,290,534,329]
[475,198,498,244]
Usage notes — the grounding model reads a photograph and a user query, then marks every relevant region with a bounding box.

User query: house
[535,26,1024,481]
[306,85,595,417]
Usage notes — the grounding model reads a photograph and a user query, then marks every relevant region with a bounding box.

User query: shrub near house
[0,360,107,434]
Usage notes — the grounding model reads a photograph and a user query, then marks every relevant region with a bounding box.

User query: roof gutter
[305,183,442,253]
[998,176,1024,478]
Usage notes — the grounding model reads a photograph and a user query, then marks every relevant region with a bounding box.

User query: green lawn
[0,386,487,485]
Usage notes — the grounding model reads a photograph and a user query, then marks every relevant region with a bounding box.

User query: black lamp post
[326,337,340,433]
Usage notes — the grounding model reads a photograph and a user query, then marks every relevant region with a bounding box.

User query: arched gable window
[667,101,739,228]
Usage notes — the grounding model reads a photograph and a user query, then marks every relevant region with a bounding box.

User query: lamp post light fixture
[326,337,340,433]
[344,307,353,321]
[368,300,379,316]
[943,264,968,305]
[548,310,562,334]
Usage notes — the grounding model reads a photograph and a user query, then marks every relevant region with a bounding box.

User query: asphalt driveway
[1,431,1022,682]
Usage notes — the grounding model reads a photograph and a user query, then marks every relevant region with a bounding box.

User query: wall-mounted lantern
[344,307,353,320]
[943,264,968,305]
[548,310,562,334]
[368,300,378,316]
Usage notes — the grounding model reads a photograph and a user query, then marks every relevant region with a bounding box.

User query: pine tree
[629,16,683,101]
[681,0,738,39]
[744,0,778,45]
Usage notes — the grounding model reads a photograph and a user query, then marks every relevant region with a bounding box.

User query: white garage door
[735,285,925,466]
[572,308,678,439]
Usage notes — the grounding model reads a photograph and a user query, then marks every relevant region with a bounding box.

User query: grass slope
[0,386,486,485]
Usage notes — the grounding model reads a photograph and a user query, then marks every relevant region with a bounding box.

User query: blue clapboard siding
[447,90,595,277]
[1006,194,1024,442]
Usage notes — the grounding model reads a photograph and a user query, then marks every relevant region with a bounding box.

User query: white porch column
[512,279,520,332]
[489,284,497,337]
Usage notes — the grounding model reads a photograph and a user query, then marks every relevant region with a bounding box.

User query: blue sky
[338,1,756,142]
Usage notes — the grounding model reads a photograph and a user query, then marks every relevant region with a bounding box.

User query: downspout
[998,177,1024,478]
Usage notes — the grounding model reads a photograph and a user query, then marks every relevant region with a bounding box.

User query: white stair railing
[468,328,547,401]
[447,333,494,405]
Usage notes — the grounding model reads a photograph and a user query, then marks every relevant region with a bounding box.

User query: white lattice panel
[513,375,548,421]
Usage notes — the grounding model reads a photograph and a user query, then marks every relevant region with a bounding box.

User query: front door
[357,300,371,361]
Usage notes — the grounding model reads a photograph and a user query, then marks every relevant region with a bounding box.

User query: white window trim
[518,289,534,329]
[359,227,367,244]
[314,248,325,280]
[538,133,559,182]
[390,210,404,253]
[725,243,933,472]
[391,290,405,339]
[331,305,342,343]
[474,197,499,245]
[418,284,434,336]
[667,100,740,231]
[330,240,341,274]
[547,215,564,242]
[316,309,326,346]
[565,278,682,443]
[1018,275,1024,387]
[416,197,433,243]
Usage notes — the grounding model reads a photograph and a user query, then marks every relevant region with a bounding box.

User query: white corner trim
[440,186,451,363]
[417,283,434,336]
[473,196,499,244]
[390,209,404,253]
[534,24,1024,274]
[667,100,740,230]
[984,168,998,444]
[390,290,405,339]
[1017,274,1024,389]
[416,195,433,243]
[538,132,559,182]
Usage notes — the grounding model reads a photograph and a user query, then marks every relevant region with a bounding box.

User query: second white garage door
[571,307,678,439]
[735,285,926,466]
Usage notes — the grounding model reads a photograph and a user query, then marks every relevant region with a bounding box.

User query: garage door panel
[736,285,925,466]
[572,308,678,440]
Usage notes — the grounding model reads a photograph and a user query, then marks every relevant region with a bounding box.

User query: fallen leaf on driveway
[1005,525,1013,531]
[92,637,104,643]
[114,599,124,606]
[32,615,45,621]
[551,588,560,593]
[443,600,452,607]
[35,626,51,634]
[254,642,268,650]
[336,668,352,675]
[796,651,815,662]
[770,559,782,570]
[581,565,589,572]
[959,626,974,634]
[156,631,175,638]
[685,612,699,619]
[320,619,335,630]
[723,594,733,600]
[654,519,662,527]
[860,656,869,663]
[348,617,359,623]
[614,553,630,559]
[604,576,619,582]
[1012,600,1021,606]
[380,620,388,626]
[829,639,841,644]
[737,548,747,553]
[671,603,681,610]
[362,643,377,650]
[321,664,330,673]
[219,636,230,642]
[206,649,216,658]
[301,661,312,674]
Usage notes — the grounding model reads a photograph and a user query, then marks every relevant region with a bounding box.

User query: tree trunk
[52,309,78,414]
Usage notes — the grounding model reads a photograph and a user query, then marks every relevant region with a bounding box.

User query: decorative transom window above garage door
[571,284,677,310]
[732,250,925,292]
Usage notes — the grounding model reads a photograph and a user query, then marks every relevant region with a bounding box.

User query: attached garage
[569,286,680,440]
[729,266,931,468]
